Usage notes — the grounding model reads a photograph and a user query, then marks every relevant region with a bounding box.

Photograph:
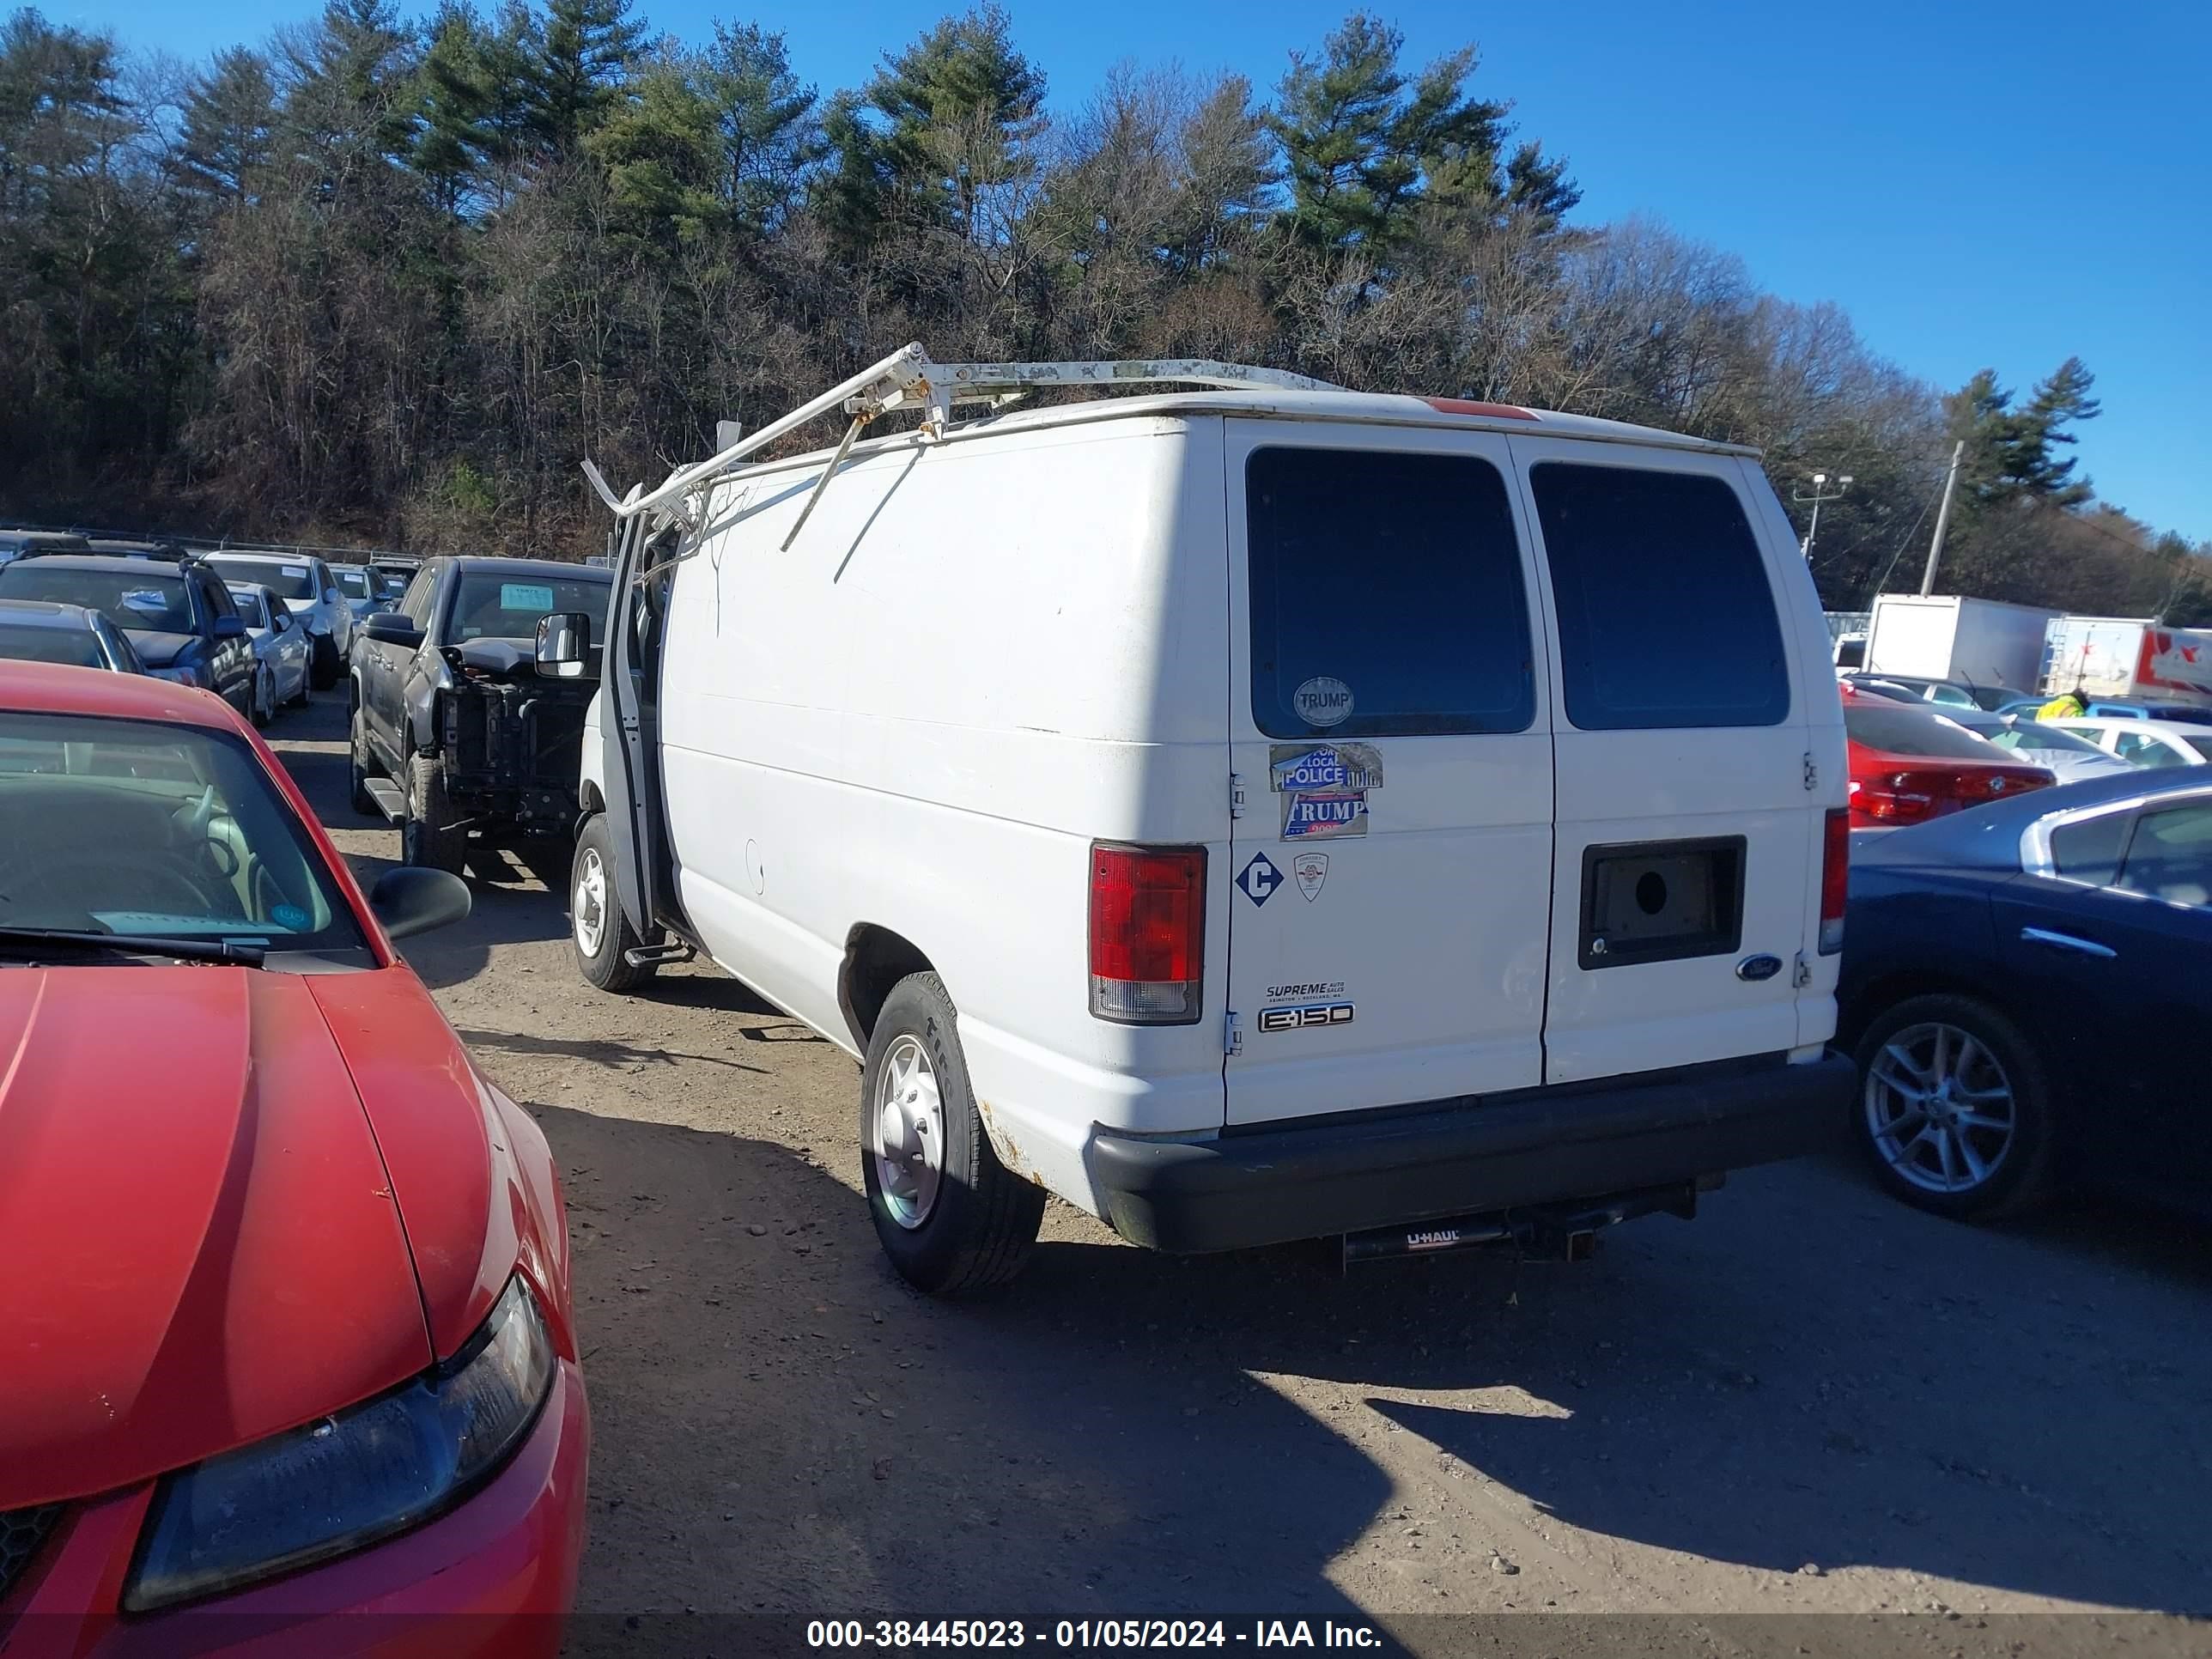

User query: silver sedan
[226,582,313,725]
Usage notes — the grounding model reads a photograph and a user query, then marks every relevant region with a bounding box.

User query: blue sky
[70,0,2212,541]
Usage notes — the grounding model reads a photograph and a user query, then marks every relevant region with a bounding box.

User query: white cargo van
[545,348,1853,1294]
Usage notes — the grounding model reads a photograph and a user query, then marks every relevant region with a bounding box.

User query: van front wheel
[860,973,1044,1296]
[569,813,654,993]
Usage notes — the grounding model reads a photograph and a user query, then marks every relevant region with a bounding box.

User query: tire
[289,662,313,707]
[401,753,468,874]
[349,708,380,816]
[309,634,340,691]
[860,973,1045,1295]
[1850,992,2057,1220]
[250,665,273,727]
[569,813,653,993]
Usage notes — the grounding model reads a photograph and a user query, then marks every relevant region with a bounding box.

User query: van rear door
[1509,441,1819,1084]
[1222,421,1554,1126]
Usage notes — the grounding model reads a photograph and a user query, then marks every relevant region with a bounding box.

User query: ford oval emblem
[1736,953,1783,983]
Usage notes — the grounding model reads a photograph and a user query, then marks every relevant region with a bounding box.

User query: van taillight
[1818,808,1848,956]
[1088,842,1205,1024]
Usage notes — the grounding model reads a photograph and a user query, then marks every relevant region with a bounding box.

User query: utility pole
[1919,440,1966,595]
[1793,471,1853,561]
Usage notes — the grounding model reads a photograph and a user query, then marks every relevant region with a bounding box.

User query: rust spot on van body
[975,1099,1047,1188]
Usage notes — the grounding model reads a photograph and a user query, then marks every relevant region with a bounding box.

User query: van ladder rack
[582,343,1340,529]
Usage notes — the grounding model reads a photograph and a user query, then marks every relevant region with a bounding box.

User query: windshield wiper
[0,926,266,967]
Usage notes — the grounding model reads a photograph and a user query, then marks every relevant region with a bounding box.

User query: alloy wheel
[1863,1020,2017,1195]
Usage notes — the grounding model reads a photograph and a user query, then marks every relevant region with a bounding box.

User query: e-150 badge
[1259,1000,1355,1033]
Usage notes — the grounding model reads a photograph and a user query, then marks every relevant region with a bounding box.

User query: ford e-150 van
[543,348,1853,1294]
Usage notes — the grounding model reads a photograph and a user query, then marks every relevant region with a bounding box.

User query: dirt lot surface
[276,694,2211,1656]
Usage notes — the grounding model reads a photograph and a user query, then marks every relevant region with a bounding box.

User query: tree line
[1,0,2203,619]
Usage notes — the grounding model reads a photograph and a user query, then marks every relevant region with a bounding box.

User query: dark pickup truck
[348,556,612,873]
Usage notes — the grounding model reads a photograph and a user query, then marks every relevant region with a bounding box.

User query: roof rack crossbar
[588,344,1339,523]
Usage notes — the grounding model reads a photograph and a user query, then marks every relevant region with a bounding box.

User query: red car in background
[1839,683,2056,829]
[0,665,586,1656]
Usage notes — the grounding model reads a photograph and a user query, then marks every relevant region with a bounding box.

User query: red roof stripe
[1423,397,1539,421]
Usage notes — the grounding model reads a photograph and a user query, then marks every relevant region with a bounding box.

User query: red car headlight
[123,1277,554,1612]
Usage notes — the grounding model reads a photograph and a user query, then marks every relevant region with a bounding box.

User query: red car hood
[0,968,436,1510]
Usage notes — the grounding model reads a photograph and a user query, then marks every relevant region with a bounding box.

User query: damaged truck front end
[440,638,597,839]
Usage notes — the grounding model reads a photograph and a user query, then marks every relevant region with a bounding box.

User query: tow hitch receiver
[1339,1180,1705,1269]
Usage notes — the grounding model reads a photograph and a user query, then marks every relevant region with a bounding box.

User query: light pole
[1793,471,1853,561]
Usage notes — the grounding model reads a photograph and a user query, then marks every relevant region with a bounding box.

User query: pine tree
[278,0,420,169]
[2012,357,2100,506]
[530,0,642,158]
[1271,12,1512,253]
[696,21,823,236]
[410,4,494,211]
[819,4,1045,247]
[171,48,276,208]
[586,48,720,248]
[1947,358,2101,509]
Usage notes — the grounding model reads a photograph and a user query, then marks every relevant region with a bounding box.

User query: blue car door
[1990,791,2212,1206]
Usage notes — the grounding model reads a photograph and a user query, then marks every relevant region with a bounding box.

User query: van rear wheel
[860,973,1044,1296]
[570,813,654,993]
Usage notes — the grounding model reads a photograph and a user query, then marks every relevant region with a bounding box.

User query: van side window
[1247,447,1534,738]
[1530,464,1790,731]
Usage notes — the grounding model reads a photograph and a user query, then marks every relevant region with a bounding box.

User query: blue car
[1838,769,2212,1221]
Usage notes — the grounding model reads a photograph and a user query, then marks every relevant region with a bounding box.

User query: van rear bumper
[1086,1051,1853,1254]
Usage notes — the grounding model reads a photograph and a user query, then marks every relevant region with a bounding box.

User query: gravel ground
[273,692,2211,1656]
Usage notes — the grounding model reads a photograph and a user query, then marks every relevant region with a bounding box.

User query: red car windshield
[1843,701,1997,761]
[0,711,365,953]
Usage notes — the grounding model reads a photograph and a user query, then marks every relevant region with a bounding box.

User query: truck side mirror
[213,614,246,640]
[536,611,596,679]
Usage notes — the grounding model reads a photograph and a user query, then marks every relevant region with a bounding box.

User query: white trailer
[2039,616,2212,708]
[1863,594,2058,694]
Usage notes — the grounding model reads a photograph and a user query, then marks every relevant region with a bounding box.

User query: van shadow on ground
[541,1103,1393,1653]
[546,1094,2212,1641]
[1000,1161,2211,1619]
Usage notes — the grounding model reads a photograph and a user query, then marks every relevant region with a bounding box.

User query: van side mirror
[536,611,596,679]
[364,613,425,649]
[369,866,471,941]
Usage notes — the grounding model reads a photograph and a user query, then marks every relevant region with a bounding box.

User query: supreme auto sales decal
[1270,742,1381,842]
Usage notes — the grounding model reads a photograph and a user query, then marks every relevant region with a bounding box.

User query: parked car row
[0,531,431,731]
[1838,678,2212,834]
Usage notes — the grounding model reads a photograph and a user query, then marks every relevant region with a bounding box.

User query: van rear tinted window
[1530,463,1790,730]
[1247,448,1534,738]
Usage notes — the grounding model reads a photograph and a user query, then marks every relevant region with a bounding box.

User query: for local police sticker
[1267,742,1383,793]
[1291,676,1353,728]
